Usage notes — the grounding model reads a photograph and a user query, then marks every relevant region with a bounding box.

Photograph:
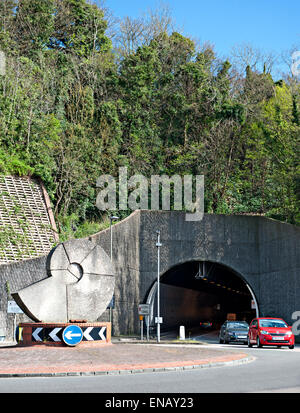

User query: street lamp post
[109,215,119,328]
[110,215,119,261]
[156,230,162,343]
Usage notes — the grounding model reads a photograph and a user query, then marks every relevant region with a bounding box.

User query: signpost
[7,300,23,314]
[7,300,23,342]
[62,325,83,347]
[138,304,150,341]
[139,315,144,341]
[138,304,150,316]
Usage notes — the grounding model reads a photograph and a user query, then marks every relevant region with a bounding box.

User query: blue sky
[99,0,300,74]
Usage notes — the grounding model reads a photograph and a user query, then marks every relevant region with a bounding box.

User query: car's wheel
[219,337,224,344]
[224,338,229,344]
[247,336,252,348]
[289,345,294,349]
[257,336,262,348]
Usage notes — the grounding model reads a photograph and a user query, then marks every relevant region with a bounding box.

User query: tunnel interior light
[199,278,246,295]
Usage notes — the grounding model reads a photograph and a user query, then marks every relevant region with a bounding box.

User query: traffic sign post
[146,315,150,341]
[7,301,23,344]
[7,300,23,314]
[139,315,144,341]
[62,325,83,347]
[138,304,150,316]
[138,304,150,341]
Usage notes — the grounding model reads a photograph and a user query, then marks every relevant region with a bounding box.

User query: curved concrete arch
[158,258,255,290]
[160,258,260,311]
[144,258,260,329]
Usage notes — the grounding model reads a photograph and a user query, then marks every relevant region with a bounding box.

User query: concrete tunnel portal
[1,211,299,340]
[146,260,259,334]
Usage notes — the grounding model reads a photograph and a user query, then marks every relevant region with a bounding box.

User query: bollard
[179,325,185,340]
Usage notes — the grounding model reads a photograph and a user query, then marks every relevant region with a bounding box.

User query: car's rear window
[259,319,287,328]
[227,322,248,328]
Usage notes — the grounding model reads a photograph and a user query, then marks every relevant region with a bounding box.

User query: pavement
[0,337,254,378]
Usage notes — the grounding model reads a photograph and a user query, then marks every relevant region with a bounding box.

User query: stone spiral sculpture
[12,239,115,323]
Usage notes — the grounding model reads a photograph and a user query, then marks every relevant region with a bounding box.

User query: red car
[248,317,294,349]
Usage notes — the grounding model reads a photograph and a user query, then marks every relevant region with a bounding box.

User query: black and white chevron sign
[32,326,107,342]
[32,327,62,342]
[82,326,107,341]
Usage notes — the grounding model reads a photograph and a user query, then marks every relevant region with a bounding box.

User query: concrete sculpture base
[17,322,111,347]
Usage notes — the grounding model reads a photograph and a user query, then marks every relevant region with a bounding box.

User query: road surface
[0,333,300,393]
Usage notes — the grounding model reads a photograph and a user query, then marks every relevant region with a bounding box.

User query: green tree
[14,0,55,55]
[51,0,111,57]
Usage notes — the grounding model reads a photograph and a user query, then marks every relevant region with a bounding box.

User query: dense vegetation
[0,0,299,240]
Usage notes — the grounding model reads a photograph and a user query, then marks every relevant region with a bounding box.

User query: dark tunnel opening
[146,261,258,333]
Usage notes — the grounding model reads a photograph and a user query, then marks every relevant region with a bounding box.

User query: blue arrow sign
[62,325,83,347]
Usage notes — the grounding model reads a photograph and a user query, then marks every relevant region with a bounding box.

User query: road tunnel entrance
[146,261,258,333]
